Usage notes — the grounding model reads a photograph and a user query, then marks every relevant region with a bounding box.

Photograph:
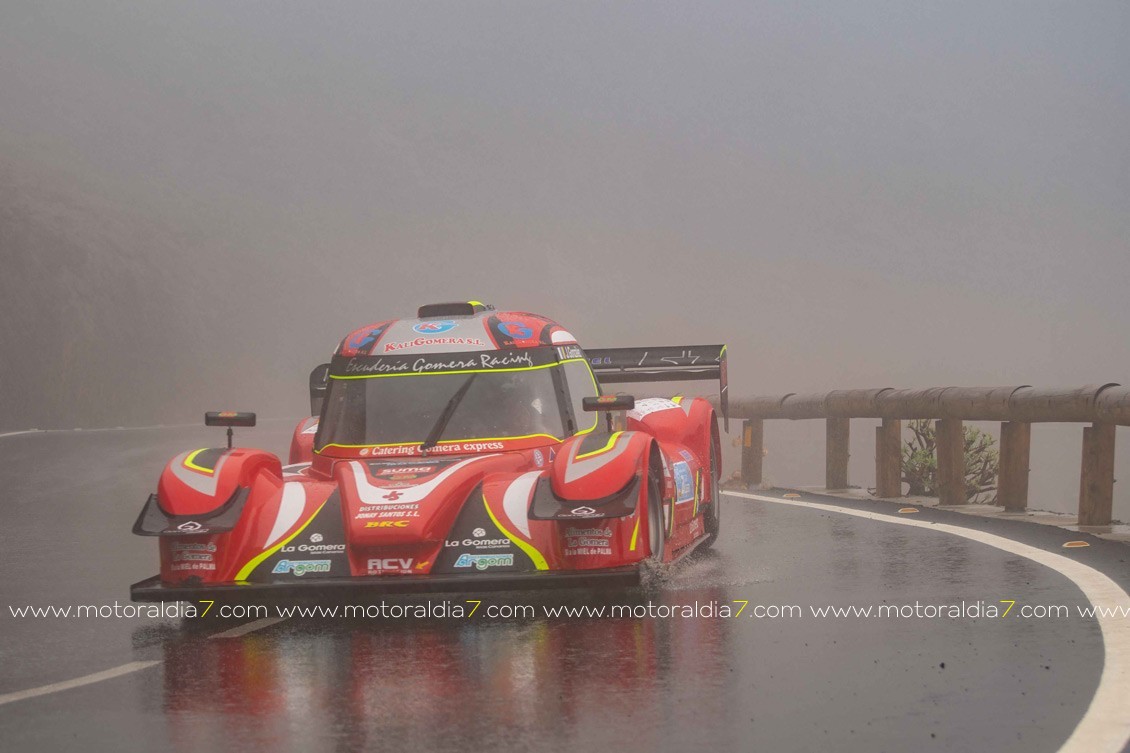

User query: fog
[2,2,1128,515]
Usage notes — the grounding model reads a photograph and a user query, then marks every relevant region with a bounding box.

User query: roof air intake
[417,301,493,318]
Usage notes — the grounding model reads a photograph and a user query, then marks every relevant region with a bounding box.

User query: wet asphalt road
[0,424,1128,752]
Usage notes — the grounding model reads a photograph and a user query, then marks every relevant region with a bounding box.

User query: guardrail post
[875,419,902,497]
[1079,422,1115,526]
[741,419,764,488]
[998,421,1031,512]
[826,418,850,489]
[936,419,967,505]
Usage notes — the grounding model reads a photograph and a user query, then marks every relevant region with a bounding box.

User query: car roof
[336,303,579,357]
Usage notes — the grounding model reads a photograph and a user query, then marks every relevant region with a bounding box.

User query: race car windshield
[317,354,570,450]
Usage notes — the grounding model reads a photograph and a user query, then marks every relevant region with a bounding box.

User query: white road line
[0,417,294,440]
[0,430,43,439]
[0,615,288,706]
[209,616,289,639]
[0,661,161,707]
[724,490,1130,753]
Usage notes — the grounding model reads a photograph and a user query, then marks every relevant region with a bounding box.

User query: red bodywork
[132,304,724,599]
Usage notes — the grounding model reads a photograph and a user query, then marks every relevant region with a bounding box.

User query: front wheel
[647,473,666,562]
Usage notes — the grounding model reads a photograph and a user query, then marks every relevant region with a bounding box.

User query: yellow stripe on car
[330,357,590,380]
[575,431,623,461]
[183,448,215,475]
[319,433,563,453]
[235,501,327,582]
[483,494,548,570]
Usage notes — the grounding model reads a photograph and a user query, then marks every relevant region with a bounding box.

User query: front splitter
[130,566,641,603]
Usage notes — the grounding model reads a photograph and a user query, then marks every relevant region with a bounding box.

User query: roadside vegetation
[901,419,999,504]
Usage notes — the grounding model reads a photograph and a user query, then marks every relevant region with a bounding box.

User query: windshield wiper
[419,373,478,454]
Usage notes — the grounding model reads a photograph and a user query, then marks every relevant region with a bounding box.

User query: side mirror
[204,411,256,427]
[309,363,330,416]
[582,395,636,412]
[204,411,256,449]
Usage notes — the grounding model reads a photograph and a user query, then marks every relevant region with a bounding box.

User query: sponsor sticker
[672,461,695,503]
[362,441,505,457]
[413,320,457,334]
[281,542,346,554]
[444,536,511,550]
[627,397,680,421]
[170,542,216,552]
[348,328,384,351]
[557,345,584,360]
[454,553,514,571]
[354,490,420,512]
[272,559,331,576]
[564,546,612,557]
[357,505,420,519]
[375,458,457,467]
[367,558,416,574]
[500,321,534,339]
[341,351,536,376]
[377,466,435,476]
[565,526,613,538]
[383,337,486,353]
[564,525,613,556]
[172,551,213,563]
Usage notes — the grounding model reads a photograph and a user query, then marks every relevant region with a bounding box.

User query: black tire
[647,472,666,561]
[701,437,722,548]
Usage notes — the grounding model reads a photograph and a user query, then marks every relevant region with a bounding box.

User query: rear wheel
[701,437,722,548]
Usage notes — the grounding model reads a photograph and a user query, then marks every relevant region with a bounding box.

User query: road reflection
[153,584,736,752]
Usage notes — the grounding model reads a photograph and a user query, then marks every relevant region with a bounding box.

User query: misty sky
[2,2,1128,453]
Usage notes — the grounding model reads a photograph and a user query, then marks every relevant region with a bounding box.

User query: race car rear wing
[586,344,728,431]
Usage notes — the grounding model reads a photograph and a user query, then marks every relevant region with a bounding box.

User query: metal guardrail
[732,385,1125,526]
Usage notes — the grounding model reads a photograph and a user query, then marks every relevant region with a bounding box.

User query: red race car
[130,301,728,601]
